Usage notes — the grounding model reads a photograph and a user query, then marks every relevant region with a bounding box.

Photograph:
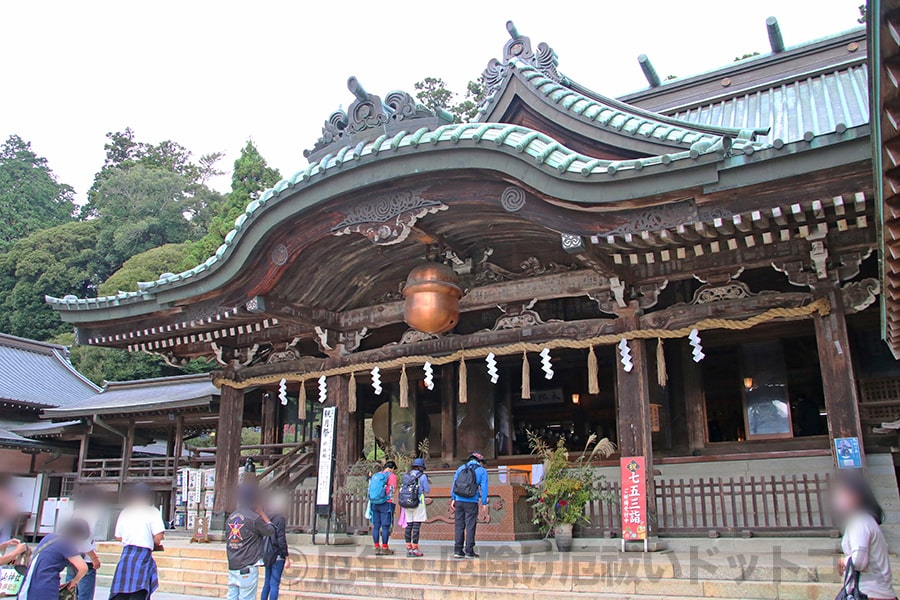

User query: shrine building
[45,19,900,540]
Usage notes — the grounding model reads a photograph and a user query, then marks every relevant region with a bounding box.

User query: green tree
[414,77,485,123]
[186,140,280,265]
[0,221,108,340]
[82,128,223,219]
[92,165,206,267]
[0,135,75,246]
[97,243,192,295]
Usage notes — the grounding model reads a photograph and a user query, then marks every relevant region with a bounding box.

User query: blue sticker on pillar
[834,437,862,469]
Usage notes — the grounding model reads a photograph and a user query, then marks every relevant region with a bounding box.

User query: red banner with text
[620,456,647,540]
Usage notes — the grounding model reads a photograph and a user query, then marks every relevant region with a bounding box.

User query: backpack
[452,464,479,498]
[368,471,390,504]
[398,471,423,509]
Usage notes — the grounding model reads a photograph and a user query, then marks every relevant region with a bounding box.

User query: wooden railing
[80,457,177,481]
[583,473,835,536]
[286,489,369,533]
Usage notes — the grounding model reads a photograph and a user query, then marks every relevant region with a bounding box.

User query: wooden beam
[812,281,865,468]
[213,386,245,517]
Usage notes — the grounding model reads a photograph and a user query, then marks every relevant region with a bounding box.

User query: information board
[315,406,337,512]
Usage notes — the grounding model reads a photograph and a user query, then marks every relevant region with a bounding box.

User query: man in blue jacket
[450,452,489,559]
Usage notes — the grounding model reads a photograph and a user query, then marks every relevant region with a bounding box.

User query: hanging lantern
[402,262,462,334]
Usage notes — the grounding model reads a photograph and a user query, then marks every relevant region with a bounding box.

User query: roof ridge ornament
[483,21,561,97]
[304,77,453,163]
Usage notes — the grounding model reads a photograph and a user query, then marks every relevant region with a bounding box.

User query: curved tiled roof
[476,59,768,147]
[0,334,101,408]
[46,120,763,308]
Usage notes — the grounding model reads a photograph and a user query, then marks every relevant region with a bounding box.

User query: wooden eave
[870,0,900,357]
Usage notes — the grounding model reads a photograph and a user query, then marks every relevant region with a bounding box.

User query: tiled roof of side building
[43,373,219,419]
[665,63,869,146]
[0,333,101,409]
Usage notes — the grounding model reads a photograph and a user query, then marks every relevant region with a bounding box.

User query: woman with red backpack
[398,458,431,557]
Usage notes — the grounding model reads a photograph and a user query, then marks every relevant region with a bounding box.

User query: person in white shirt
[835,472,897,600]
[109,484,166,600]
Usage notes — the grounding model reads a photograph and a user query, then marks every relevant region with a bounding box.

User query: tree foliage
[97,243,192,295]
[414,77,485,123]
[92,165,211,267]
[186,140,281,266]
[0,135,76,246]
[0,221,108,340]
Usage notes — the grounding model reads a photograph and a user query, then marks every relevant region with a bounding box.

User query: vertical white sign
[315,406,337,508]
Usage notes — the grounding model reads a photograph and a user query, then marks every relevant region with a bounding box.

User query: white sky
[0,0,864,201]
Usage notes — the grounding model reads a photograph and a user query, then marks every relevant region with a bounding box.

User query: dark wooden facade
[46,21,898,536]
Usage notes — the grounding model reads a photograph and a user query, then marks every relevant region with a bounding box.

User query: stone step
[96,572,839,600]
[96,550,842,585]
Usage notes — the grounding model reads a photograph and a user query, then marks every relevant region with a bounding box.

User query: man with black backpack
[450,452,489,559]
[368,461,397,555]
[398,458,431,557]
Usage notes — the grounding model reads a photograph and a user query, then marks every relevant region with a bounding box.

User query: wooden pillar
[213,385,245,516]
[614,305,657,532]
[330,375,352,493]
[172,416,184,467]
[261,391,277,465]
[77,426,91,476]
[170,415,184,521]
[813,281,865,466]
[440,363,457,465]
[681,340,708,451]
[120,420,136,488]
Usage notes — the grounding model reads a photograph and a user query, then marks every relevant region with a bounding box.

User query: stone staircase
[95,539,854,599]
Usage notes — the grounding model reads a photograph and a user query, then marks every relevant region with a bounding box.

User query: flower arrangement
[525,431,616,531]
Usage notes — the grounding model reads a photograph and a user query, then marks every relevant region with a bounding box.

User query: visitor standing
[450,452,489,559]
[368,461,397,555]
[110,483,166,600]
[834,472,897,600]
[225,485,275,600]
[65,486,103,600]
[19,518,90,600]
[260,492,290,600]
[398,458,430,557]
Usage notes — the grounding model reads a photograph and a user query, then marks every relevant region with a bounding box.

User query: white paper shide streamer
[539,348,554,379]
[317,375,327,403]
[618,338,634,372]
[278,378,288,405]
[423,361,434,390]
[371,366,382,395]
[486,353,499,384]
[688,328,705,362]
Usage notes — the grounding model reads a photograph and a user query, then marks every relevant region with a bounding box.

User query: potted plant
[525,431,616,552]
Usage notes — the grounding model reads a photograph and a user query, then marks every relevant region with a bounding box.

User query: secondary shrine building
[46,21,900,540]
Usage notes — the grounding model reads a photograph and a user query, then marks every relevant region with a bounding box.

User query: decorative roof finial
[304,76,453,162]
[506,20,520,39]
[766,16,785,53]
[638,54,661,88]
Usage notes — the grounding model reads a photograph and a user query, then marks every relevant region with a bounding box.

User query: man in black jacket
[225,485,275,600]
